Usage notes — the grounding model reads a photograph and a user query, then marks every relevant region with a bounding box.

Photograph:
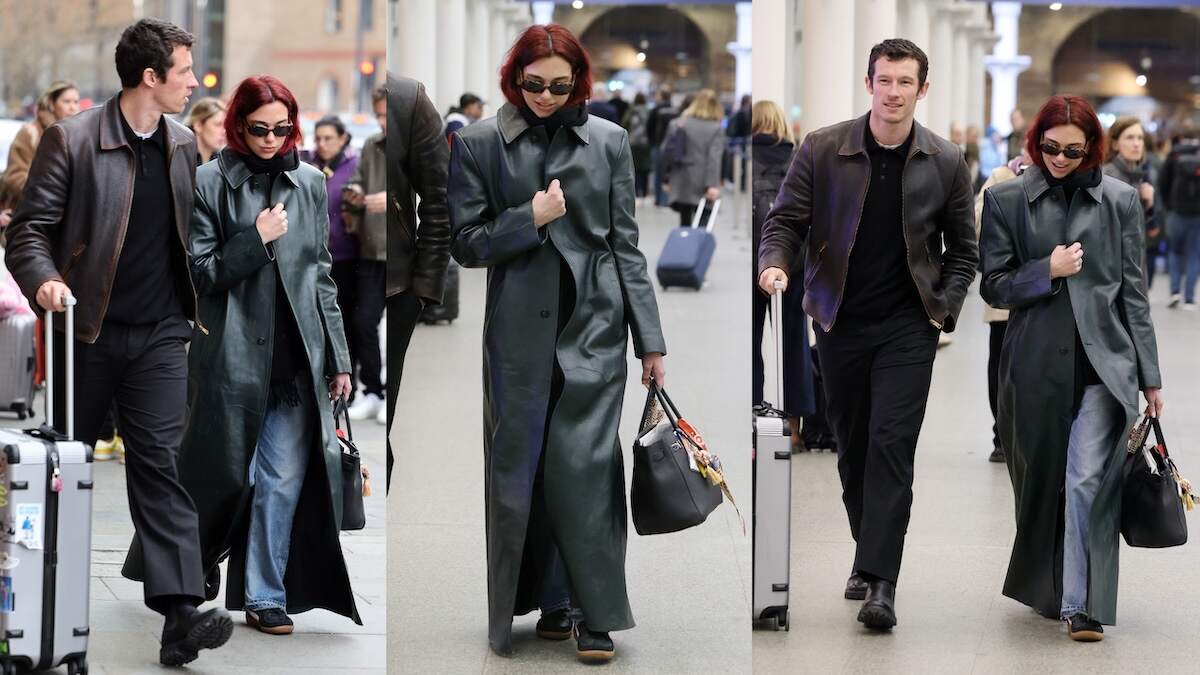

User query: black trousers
[355,260,387,397]
[331,259,361,394]
[52,316,204,611]
[987,321,1008,451]
[385,290,423,492]
[814,310,939,583]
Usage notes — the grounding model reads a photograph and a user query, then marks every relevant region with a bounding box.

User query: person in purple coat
[306,115,363,393]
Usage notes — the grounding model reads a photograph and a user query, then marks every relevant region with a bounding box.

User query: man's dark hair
[867,38,929,87]
[460,93,483,109]
[115,18,194,89]
[372,84,388,104]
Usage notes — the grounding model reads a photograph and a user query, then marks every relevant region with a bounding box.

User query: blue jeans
[245,389,314,611]
[1166,212,1200,302]
[1061,385,1124,618]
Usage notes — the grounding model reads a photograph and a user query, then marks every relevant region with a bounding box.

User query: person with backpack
[621,92,651,199]
[1158,129,1200,309]
[664,89,724,227]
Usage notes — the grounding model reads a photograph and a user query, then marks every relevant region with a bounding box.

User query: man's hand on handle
[36,280,73,312]
[757,267,789,295]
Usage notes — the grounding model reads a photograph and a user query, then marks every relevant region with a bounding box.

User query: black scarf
[240,148,300,176]
[519,104,587,140]
[1044,166,1102,207]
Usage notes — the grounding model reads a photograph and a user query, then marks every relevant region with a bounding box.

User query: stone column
[398,0,439,103]
[489,3,512,112]
[531,0,554,26]
[752,0,788,110]
[969,30,1000,131]
[949,10,971,136]
[727,2,753,103]
[900,0,932,126]
[801,0,857,135]
[437,0,468,114]
[467,0,493,105]
[983,1,1031,137]
[853,0,898,116]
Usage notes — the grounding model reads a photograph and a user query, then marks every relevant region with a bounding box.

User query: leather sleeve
[979,188,1059,309]
[447,133,547,267]
[188,186,274,295]
[607,133,666,358]
[5,124,68,309]
[938,152,981,331]
[757,134,814,276]
[1116,189,1162,389]
[407,82,452,304]
[314,181,352,376]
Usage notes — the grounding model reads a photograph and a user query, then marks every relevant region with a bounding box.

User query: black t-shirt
[838,123,925,324]
[105,111,185,325]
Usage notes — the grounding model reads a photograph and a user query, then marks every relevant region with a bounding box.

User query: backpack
[661,122,688,168]
[1168,146,1200,216]
[626,108,648,148]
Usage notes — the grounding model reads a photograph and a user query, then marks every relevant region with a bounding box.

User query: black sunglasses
[519,79,573,96]
[247,123,294,138]
[1039,141,1087,160]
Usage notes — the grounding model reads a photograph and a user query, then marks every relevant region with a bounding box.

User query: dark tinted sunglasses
[247,123,294,138]
[1039,141,1087,160]
[519,79,573,96]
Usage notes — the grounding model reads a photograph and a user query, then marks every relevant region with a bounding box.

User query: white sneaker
[1185,302,1198,312]
[376,400,388,426]
[1168,294,1182,308]
[347,392,383,421]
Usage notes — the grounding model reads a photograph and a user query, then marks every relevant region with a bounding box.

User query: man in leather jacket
[384,74,451,490]
[758,39,978,632]
[5,19,233,666]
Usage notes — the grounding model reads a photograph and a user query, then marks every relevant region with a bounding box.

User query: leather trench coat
[980,166,1161,625]
[448,103,666,653]
[123,148,359,621]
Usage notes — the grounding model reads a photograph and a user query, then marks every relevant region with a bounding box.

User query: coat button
[1051,193,1059,201]
[540,310,551,319]
[257,337,267,345]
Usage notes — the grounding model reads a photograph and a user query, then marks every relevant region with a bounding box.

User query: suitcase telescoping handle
[690,197,721,233]
[44,296,76,441]
[771,280,784,411]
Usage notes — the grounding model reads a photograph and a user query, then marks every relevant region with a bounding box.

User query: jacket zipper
[900,152,941,330]
[61,243,86,278]
[167,141,207,335]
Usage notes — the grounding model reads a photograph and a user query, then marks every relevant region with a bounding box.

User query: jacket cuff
[757,252,792,278]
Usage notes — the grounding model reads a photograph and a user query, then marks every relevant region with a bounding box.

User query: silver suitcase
[0,314,37,421]
[752,283,791,630]
[0,301,92,674]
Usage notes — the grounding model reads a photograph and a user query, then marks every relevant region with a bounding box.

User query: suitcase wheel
[1,661,14,675]
[68,657,89,675]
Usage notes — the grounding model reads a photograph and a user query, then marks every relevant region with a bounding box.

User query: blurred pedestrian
[587,83,619,123]
[980,94,1162,642]
[306,115,361,393]
[185,96,226,164]
[1158,129,1200,309]
[386,73,451,491]
[1006,108,1026,161]
[620,92,651,198]
[448,23,665,663]
[758,39,977,631]
[0,80,79,209]
[6,18,233,665]
[664,89,724,227]
[444,92,484,141]
[750,100,814,449]
[342,86,389,422]
[728,94,752,191]
[1103,117,1158,289]
[180,74,358,637]
[646,89,675,207]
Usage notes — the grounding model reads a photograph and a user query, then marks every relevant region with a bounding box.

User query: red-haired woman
[448,24,666,662]
[177,75,358,635]
[980,95,1163,641]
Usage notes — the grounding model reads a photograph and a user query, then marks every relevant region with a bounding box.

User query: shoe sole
[246,612,295,635]
[536,628,572,641]
[577,649,615,663]
[857,605,897,630]
[1068,629,1103,642]
[844,588,867,601]
[159,612,234,666]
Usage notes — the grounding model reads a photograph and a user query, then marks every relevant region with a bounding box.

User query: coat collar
[498,102,589,146]
[838,112,941,160]
[98,92,194,155]
[216,147,302,189]
[1021,165,1104,204]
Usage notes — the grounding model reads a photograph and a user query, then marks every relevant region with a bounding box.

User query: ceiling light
[572,0,583,9]
[636,52,647,63]
[1136,74,1148,87]
[1049,3,1062,10]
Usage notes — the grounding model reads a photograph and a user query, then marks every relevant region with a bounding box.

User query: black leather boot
[857,579,897,630]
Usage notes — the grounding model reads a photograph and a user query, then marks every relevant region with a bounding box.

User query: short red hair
[499,24,593,109]
[223,75,304,156]
[1025,94,1107,173]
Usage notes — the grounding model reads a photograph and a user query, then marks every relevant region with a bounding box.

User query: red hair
[223,75,304,156]
[1025,94,1107,173]
[499,24,593,109]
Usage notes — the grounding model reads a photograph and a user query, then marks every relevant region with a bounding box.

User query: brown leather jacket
[5,94,199,342]
[758,113,978,332]
[386,74,451,303]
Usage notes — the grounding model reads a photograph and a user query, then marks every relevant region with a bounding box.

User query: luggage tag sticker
[15,504,41,550]
[0,576,12,613]
[0,553,18,571]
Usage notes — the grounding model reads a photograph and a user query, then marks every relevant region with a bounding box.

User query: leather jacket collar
[1022,165,1104,205]
[837,112,941,160]
[216,147,302,189]
[98,92,193,155]
[498,102,589,146]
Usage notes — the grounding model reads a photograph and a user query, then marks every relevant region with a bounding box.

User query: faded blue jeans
[245,389,313,611]
[1061,384,1125,619]
[1167,212,1200,303]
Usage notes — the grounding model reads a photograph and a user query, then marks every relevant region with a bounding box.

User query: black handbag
[630,381,723,535]
[335,398,367,531]
[1121,415,1188,548]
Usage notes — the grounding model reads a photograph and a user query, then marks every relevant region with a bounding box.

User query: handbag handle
[334,396,354,442]
[650,378,684,431]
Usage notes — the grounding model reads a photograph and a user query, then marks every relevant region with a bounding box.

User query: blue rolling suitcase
[656,197,720,290]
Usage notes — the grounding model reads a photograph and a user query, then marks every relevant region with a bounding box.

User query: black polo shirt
[106,111,185,325]
[838,123,926,324]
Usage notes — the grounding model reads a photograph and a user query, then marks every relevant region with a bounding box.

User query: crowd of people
[0,17,390,667]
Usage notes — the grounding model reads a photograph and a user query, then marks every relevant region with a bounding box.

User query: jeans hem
[245,601,287,612]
